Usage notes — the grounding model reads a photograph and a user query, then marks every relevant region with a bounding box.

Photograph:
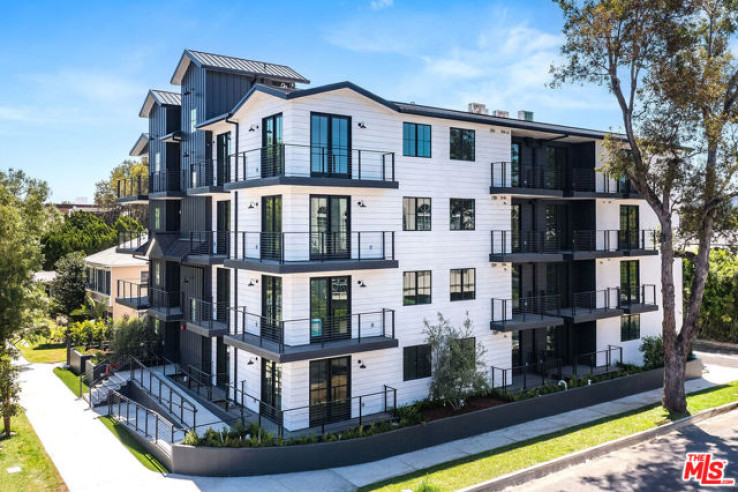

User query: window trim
[621,314,641,341]
[403,270,432,306]
[403,344,432,381]
[450,268,476,301]
[403,197,432,231]
[402,122,432,158]
[449,127,476,161]
[449,198,475,231]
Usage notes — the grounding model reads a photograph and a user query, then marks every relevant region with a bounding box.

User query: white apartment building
[118,50,681,434]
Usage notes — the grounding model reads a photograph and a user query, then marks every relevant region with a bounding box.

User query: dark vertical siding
[180,196,210,233]
[179,329,203,370]
[205,70,254,119]
[181,265,205,301]
[181,65,207,184]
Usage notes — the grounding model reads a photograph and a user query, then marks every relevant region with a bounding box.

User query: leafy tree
[0,169,50,346]
[41,211,143,270]
[424,312,487,411]
[684,248,738,342]
[0,347,21,437]
[109,316,159,362]
[640,335,665,370]
[71,293,110,321]
[94,159,148,224]
[50,252,87,317]
[552,0,738,413]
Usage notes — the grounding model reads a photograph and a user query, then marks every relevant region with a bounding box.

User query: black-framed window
[621,314,641,341]
[450,199,475,230]
[450,268,475,301]
[403,123,431,157]
[403,271,431,306]
[403,344,432,381]
[450,128,475,161]
[403,197,431,231]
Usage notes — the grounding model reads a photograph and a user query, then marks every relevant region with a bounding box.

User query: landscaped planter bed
[155,358,702,477]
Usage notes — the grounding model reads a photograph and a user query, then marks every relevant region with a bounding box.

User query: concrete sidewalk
[18,358,738,491]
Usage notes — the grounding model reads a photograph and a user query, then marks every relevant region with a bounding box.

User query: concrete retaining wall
[168,359,703,476]
[68,349,91,376]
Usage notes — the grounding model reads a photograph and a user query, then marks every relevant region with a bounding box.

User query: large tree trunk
[3,415,9,438]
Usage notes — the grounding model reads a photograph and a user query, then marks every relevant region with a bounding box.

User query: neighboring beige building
[85,246,148,320]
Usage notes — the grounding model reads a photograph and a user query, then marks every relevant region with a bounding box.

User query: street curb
[694,339,738,355]
[459,400,738,492]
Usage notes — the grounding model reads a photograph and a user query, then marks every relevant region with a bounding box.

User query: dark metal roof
[203,81,622,141]
[139,89,181,118]
[129,133,150,157]
[171,49,309,85]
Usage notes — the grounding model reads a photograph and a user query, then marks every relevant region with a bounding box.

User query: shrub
[109,316,160,361]
[640,335,664,369]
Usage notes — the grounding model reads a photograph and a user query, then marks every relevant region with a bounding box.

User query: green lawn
[363,381,738,492]
[98,417,169,474]
[0,410,67,492]
[16,340,67,364]
[53,367,87,398]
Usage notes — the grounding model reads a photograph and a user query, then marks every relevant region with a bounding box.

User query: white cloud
[370,0,393,11]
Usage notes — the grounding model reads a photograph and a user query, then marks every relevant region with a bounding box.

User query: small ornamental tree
[50,252,87,317]
[424,312,488,411]
[0,347,21,437]
[110,316,159,361]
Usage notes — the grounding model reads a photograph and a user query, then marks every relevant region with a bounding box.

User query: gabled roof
[170,49,309,86]
[139,89,182,118]
[85,246,148,268]
[199,81,623,141]
[129,133,150,157]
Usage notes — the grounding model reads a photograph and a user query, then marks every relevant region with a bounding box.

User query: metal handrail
[617,229,658,251]
[620,284,657,307]
[491,295,561,323]
[149,169,182,193]
[227,308,396,353]
[107,389,184,452]
[569,288,620,313]
[490,161,561,190]
[188,230,231,256]
[490,230,564,255]
[230,230,395,263]
[227,143,396,183]
[117,230,148,250]
[573,345,623,376]
[116,175,149,199]
[115,279,149,308]
[129,357,198,428]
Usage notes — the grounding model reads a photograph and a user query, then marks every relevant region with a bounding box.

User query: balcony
[620,284,658,314]
[570,169,642,198]
[490,229,658,262]
[490,295,565,331]
[224,309,397,362]
[148,288,182,321]
[490,162,563,197]
[225,231,398,273]
[560,288,623,323]
[116,176,149,205]
[225,144,398,190]
[117,230,149,255]
[183,297,229,337]
[115,280,149,310]
[149,170,184,199]
[187,160,230,195]
[183,231,230,265]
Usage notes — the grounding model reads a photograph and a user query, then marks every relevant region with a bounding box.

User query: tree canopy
[50,252,87,317]
[94,159,148,224]
[553,0,738,412]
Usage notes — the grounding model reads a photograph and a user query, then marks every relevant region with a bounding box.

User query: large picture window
[621,314,641,341]
[403,197,431,231]
[450,128,475,161]
[403,123,431,157]
[450,268,475,301]
[403,271,431,306]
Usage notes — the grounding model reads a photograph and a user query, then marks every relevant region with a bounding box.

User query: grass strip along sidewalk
[0,410,67,491]
[363,381,738,492]
[16,340,67,364]
[52,366,169,474]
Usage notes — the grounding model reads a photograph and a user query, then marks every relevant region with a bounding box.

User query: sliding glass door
[310,195,350,260]
[620,260,640,306]
[309,357,350,426]
[261,195,282,260]
[216,132,231,185]
[619,205,639,249]
[261,275,282,342]
[262,113,283,178]
[310,113,351,178]
[310,276,351,342]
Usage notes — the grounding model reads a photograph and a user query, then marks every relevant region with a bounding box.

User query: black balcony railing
[189,159,231,189]
[230,231,395,263]
[118,230,149,251]
[617,229,658,251]
[116,175,149,199]
[188,231,230,257]
[573,345,623,376]
[183,297,232,332]
[227,309,395,353]
[491,295,561,324]
[149,288,181,313]
[491,162,562,190]
[571,230,619,252]
[569,288,620,314]
[491,230,564,255]
[228,144,396,183]
[116,279,149,308]
[620,284,657,308]
[149,170,182,194]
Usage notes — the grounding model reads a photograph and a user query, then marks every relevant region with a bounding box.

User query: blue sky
[0,0,621,203]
